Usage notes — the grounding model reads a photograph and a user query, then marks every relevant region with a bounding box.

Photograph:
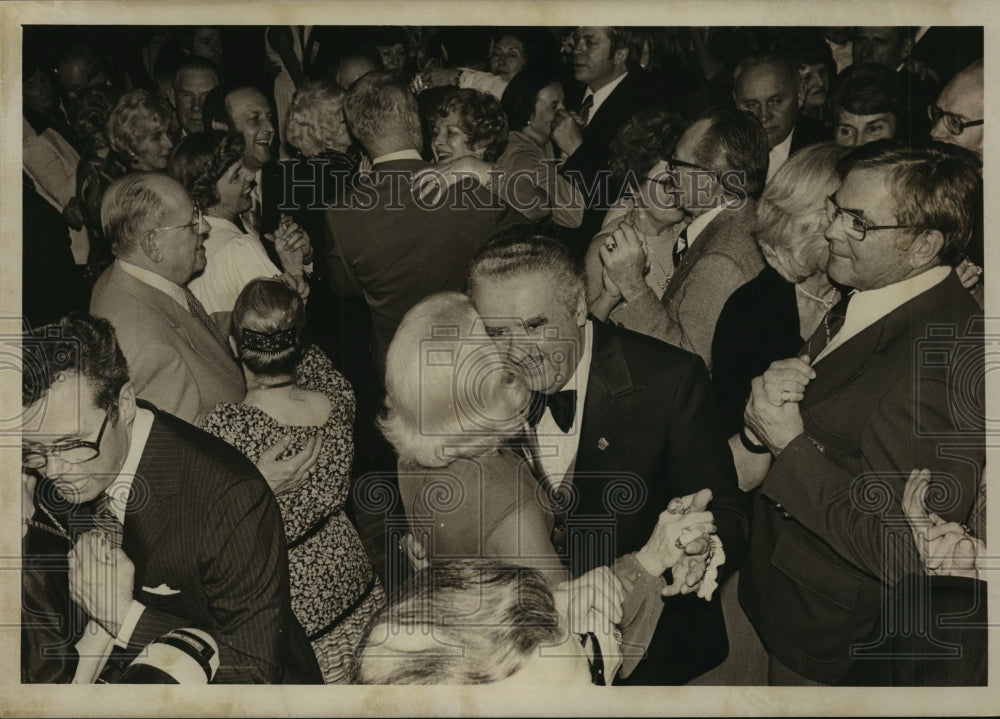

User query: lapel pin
[597,437,609,451]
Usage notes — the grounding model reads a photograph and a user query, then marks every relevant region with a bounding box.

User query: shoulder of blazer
[590,319,701,396]
[93,264,186,329]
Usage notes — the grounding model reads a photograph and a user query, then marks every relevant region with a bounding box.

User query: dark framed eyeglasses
[666,156,715,174]
[824,195,919,241]
[927,104,983,136]
[22,406,115,469]
[148,206,204,234]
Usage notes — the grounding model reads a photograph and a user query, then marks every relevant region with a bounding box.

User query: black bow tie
[527,389,577,433]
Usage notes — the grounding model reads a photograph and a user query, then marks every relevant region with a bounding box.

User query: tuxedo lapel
[576,322,636,474]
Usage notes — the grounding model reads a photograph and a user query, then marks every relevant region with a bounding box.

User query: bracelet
[739,426,770,454]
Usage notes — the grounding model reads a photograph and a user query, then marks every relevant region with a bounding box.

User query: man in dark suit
[20,313,321,683]
[732,54,828,182]
[324,71,516,379]
[736,141,985,685]
[600,106,769,373]
[556,27,649,252]
[468,231,750,685]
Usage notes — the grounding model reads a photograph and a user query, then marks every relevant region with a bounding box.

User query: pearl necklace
[795,282,837,312]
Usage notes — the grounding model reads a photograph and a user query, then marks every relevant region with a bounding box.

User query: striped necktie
[579,93,594,126]
[804,292,851,361]
[90,492,123,549]
[183,286,232,356]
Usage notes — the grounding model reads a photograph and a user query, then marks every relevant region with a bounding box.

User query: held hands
[551,109,584,156]
[68,531,134,637]
[255,433,322,496]
[277,272,310,301]
[267,214,313,270]
[903,468,984,579]
[744,355,813,454]
[635,488,716,578]
[599,222,649,302]
[955,257,983,290]
[554,566,623,635]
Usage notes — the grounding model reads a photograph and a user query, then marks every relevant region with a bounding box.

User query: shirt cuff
[114,600,146,648]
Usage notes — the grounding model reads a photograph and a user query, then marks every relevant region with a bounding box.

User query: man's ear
[116,382,137,426]
[908,229,945,268]
[140,231,162,263]
[613,47,628,69]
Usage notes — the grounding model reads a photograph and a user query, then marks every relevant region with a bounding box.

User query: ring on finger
[667,498,686,515]
[674,537,685,550]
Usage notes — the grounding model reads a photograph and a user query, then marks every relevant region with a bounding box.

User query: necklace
[249,379,296,390]
[795,283,837,311]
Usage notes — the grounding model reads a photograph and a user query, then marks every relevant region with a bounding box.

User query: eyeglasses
[927,105,983,136]
[148,206,204,234]
[22,406,114,469]
[666,156,714,174]
[825,195,919,241]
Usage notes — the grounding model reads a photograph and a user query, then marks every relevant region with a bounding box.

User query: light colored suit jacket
[90,262,245,424]
[612,201,763,373]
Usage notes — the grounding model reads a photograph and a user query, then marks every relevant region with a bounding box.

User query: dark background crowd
[19,23,987,690]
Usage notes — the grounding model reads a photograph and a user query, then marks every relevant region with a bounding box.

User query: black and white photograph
[1,0,995,715]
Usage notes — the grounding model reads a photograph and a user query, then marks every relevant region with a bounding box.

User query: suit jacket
[90,261,246,425]
[561,72,648,251]
[739,271,984,684]
[23,404,322,684]
[612,201,764,372]
[323,157,517,378]
[565,320,751,684]
[789,114,830,155]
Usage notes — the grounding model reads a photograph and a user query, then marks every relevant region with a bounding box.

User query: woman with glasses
[711,142,849,448]
[584,108,688,327]
[169,132,311,335]
[201,278,385,684]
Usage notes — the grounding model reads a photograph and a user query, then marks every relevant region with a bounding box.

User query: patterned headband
[240,327,297,354]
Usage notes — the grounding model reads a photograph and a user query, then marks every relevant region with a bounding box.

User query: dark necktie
[804,292,852,361]
[527,389,577,433]
[183,286,232,356]
[579,93,594,126]
[89,492,123,549]
[672,227,689,268]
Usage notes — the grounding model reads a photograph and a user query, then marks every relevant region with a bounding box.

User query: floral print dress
[201,345,384,683]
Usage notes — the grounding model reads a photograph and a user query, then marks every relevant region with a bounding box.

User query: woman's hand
[599,222,649,302]
[413,156,492,204]
[267,214,313,269]
[903,468,983,579]
[553,566,623,635]
[421,67,461,89]
[955,257,983,290]
[634,488,715,576]
[277,272,310,301]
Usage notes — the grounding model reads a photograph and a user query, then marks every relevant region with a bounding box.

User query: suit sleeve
[126,476,289,683]
[663,354,750,580]
[763,371,980,584]
[321,210,364,298]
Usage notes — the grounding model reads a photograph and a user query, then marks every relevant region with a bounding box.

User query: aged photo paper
[1,0,996,715]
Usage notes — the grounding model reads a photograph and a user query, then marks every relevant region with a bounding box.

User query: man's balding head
[930,60,984,159]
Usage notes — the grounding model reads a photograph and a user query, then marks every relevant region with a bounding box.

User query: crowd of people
[20,23,987,689]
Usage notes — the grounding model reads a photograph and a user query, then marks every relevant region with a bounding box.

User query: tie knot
[527,389,577,433]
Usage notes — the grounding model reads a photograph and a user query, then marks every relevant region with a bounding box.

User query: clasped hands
[68,531,135,638]
[634,488,718,596]
[743,355,816,455]
[903,468,984,579]
[597,222,652,304]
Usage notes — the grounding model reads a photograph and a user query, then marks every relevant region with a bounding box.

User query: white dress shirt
[766,127,795,183]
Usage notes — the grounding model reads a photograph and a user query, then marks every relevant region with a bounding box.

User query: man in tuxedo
[90,172,245,425]
[600,106,769,373]
[737,141,985,685]
[324,71,515,379]
[557,26,648,252]
[732,54,828,180]
[20,313,321,683]
[468,230,750,685]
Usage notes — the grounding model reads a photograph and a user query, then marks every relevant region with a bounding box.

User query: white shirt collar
[816,265,951,363]
[372,149,423,165]
[685,206,725,246]
[104,407,154,523]
[117,259,188,310]
[766,128,795,182]
[584,71,628,123]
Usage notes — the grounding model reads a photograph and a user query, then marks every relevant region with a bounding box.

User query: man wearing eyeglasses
[929,59,983,160]
[736,141,985,685]
[21,313,322,684]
